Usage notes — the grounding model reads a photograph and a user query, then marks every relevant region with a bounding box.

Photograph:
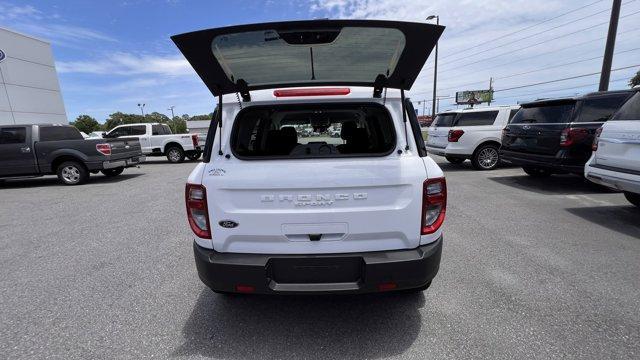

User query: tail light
[185,184,211,239]
[96,143,111,155]
[191,134,199,148]
[448,129,464,142]
[560,128,589,147]
[421,178,447,235]
[273,88,351,97]
[592,127,603,151]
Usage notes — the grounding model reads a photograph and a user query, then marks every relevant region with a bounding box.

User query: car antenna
[217,93,223,156]
[400,88,410,151]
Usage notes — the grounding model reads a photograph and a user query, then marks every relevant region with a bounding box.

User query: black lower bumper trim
[193,236,442,295]
[500,151,584,174]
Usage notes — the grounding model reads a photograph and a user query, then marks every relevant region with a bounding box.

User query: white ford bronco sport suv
[173,20,446,294]
[425,105,520,170]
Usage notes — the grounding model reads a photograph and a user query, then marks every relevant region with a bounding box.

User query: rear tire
[445,156,465,164]
[101,167,124,177]
[471,144,500,170]
[56,161,89,185]
[624,192,640,208]
[522,166,552,178]
[166,146,185,163]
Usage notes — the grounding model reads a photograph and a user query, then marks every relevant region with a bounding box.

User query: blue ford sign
[0,49,5,62]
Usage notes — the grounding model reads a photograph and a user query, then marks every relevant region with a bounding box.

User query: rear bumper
[193,236,443,295]
[102,155,145,169]
[585,162,640,194]
[425,144,447,157]
[500,150,584,174]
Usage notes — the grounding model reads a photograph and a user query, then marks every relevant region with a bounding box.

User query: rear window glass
[508,109,520,122]
[0,127,26,144]
[454,111,498,126]
[510,103,575,124]
[211,27,406,87]
[40,126,83,141]
[432,113,456,127]
[576,94,631,123]
[612,92,640,120]
[231,104,396,159]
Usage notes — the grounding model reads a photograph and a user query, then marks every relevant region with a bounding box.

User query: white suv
[425,106,520,170]
[174,20,446,295]
[585,91,640,208]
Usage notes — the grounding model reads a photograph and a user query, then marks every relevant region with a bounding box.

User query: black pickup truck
[0,124,144,185]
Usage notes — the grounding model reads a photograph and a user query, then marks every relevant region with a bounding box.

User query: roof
[521,88,640,107]
[436,104,520,115]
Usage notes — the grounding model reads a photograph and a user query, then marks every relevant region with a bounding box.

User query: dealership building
[0,27,67,126]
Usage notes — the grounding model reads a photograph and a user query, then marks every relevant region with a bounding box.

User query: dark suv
[500,89,638,177]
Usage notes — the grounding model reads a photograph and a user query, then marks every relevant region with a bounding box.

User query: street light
[168,106,175,119]
[137,103,146,116]
[426,15,439,119]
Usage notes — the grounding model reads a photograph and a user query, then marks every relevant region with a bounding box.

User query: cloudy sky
[1,0,639,121]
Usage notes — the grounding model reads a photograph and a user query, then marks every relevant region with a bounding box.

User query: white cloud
[57,53,192,76]
[0,3,41,20]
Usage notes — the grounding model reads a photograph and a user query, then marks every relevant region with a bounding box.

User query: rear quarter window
[39,126,83,141]
[454,111,499,126]
[611,92,640,120]
[231,103,396,159]
[576,94,632,123]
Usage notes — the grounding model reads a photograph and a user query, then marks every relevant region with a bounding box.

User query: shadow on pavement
[489,174,615,195]
[174,288,424,359]
[565,205,640,238]
[0,173,143,189]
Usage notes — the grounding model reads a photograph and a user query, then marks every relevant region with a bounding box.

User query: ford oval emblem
[219,220,238,228]
[0,49,5,63]
[523,125,531,130]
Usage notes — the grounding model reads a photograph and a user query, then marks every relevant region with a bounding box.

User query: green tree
[71,115,100,134]
[168,116,188,134]
[630,70,640,87]
[104,112,145,130]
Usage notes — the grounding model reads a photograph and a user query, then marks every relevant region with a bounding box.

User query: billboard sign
[455,90,493,105]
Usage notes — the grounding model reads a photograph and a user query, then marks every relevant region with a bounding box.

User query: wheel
[166,146,185,163]
[56,161,89,185]
[446,156,465,164]
[471,144,500,170]
[624,192,640,208]
[101,167,124,177]
[186,151,202,161]
[522,166,552,178]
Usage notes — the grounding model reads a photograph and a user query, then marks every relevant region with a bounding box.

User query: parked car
[501,89,638,177]
[0,124,143,185]
[103,123,202,163]
[425,105,520,170]
[585,91,640,208]
[174,19,446,294]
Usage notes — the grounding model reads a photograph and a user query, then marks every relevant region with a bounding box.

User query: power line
[418,11,640,81]
[494,64,640,92]
[438,0,606,61]
[419,6,640,77]
[438,4,619,68]
[496,77,629,99]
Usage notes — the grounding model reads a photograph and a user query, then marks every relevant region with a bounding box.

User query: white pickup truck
[103,123,202,163]
[174,19,446,295]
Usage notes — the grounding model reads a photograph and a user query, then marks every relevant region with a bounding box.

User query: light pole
[168,106,175,119]
[599,0,622,91]
[137,103,146,116]
[427,15,439,119]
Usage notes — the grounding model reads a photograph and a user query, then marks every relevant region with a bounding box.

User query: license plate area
[268,257,363,284]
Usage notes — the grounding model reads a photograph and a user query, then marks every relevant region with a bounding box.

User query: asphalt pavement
[1,156,638,359]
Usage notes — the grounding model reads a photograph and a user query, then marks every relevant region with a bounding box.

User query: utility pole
[488,77,493,106]
[422,101,426,116]
[168,106,175,119]
[599,0,622,91]
[427,15,440,119]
